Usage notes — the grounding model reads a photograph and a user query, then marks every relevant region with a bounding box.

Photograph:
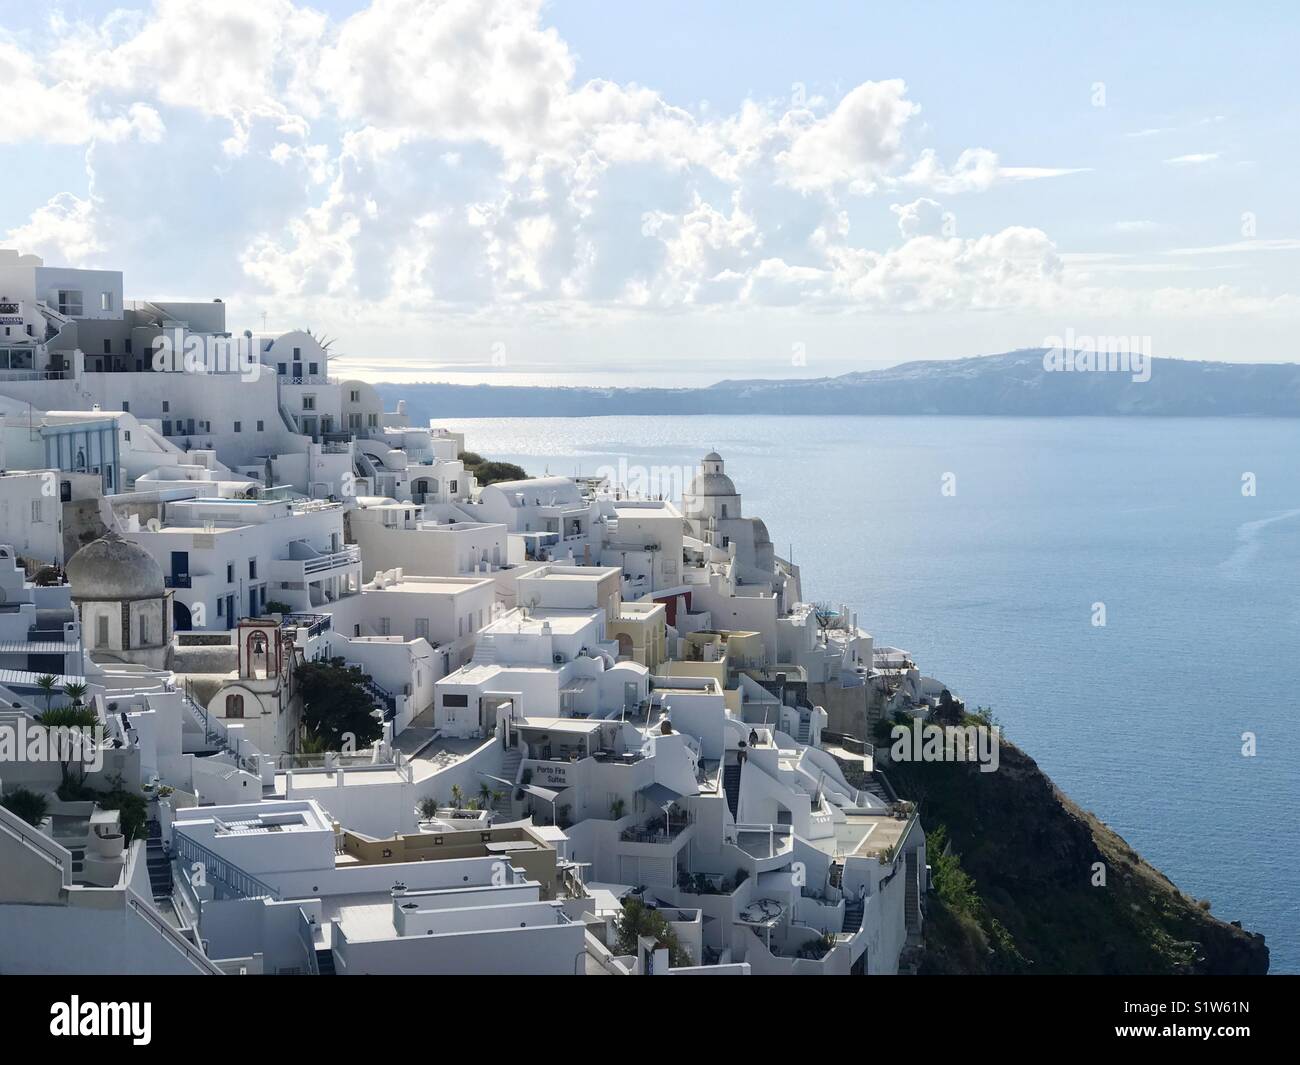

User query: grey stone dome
[703,451,723,463]
[67,534,165,601]
[688,471,737,497]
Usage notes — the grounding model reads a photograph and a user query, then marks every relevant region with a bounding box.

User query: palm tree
[62,681,89,709]
[298,729,330,756]
[35,674,57,714]
[479,782,493,809]
[0,788,49,827]
[450,783,464,810]
[37,704,99,787]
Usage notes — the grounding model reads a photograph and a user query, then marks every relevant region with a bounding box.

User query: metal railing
[126,889,224,974]
[281,613,332,638]
[298,908,321,975]
[0,805,68,880]
[172,833,281,901]
[301,545,360,574]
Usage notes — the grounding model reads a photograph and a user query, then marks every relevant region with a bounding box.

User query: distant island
[377,349,1300,419]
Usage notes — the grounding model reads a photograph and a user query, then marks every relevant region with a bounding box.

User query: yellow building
[607,599,668,669]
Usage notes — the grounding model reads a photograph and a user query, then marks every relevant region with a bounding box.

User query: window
[217,598,224,617]
[293,347,301,359]
[30,500,41,522]
[122,401,129,412]
[124,338,132,354]
[139,616,149,645]
[379,617,391,636]
[103,339,111,355]
[226,563,234,583]
[256,420,264,432]
[225,694,245,719]
[302,395,316,411]
[57,290,83,316]
[96,615,110,646]
[100,291,114,312]
[350,390,360,403]
[449,480,457,493]
[233,421,241,433]
[277,363,286,376]
[443,694,468,708]
[367,413,378,427]
[308,362,318,375]
[249,558,257,579]
[162,401,169,412]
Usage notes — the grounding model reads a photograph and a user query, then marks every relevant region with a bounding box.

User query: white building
[349,499,509,577]
[166,799,585,975]
[115,495,360,630]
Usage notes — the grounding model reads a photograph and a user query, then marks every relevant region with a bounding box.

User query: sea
[438,414,1300,973]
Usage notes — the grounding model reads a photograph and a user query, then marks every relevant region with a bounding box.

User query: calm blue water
[443,415,1300,972]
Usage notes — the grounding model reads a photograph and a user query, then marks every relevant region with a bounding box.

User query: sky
[1,0,1297,384]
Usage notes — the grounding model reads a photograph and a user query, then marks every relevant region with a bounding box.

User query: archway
[172,599,193,632]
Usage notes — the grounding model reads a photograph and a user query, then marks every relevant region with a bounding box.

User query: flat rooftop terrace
[805,814,913,859]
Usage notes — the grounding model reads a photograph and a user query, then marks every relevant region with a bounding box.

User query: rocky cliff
[883,731,1269,975]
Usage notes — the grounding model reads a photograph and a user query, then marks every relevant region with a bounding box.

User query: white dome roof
[688,471,737,497]
[67,534,165,601]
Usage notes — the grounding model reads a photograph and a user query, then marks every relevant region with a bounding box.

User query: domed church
[66,532,173,669]
[682,451,777,586]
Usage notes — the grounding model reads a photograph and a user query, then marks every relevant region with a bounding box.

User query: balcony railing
[280,613,332,639]
[619,814,694,844]
[165,574,192,588]
[301,545,360,574]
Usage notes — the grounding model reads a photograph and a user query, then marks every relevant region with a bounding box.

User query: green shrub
[0,788,49,827]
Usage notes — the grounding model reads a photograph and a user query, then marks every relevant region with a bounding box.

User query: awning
[640,782,682,807]
[479,772,559,804]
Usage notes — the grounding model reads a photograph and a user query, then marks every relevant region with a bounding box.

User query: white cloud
[4,192,102,264]
[890,198,948,238]
[901,149,1087,194]
[2,0,1292,345]
[1167,238,1300,255]
[1165,152,1220,165]
[775,80,919,193]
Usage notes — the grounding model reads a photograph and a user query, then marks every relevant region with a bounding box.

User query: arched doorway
[173,599,193,632]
